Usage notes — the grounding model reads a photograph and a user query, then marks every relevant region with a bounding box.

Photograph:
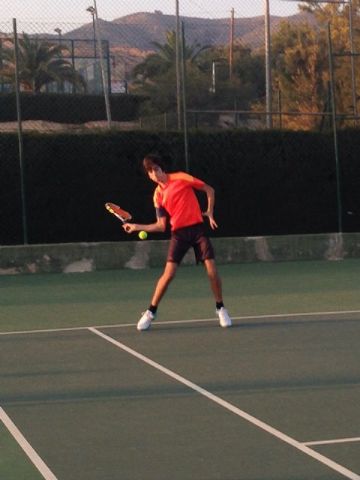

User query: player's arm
[199,183,218,230]
[123,211,167,234]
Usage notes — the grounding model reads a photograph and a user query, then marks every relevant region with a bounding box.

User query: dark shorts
[167,223,215,264]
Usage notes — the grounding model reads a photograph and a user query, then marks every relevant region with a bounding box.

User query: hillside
[63,10,316,76]
[66,10,315,51]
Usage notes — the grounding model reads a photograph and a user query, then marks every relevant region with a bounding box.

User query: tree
[132,30,267,117]
[132,30,210,84]
[0,33,86,93]
[274,1,360,127]
[271,21,330,130]
[130,30,212,115]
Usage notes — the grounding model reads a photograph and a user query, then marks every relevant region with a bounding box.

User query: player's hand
[122,223,136,233]
[203,212,218,230]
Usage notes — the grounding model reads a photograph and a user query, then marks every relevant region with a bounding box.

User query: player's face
[147,165,167,184]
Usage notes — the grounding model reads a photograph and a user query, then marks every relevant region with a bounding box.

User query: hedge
[1,129,359,245]
[0,93,145,123]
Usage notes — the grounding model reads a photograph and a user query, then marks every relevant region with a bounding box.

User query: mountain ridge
[62,10,315,74]
[65,10,314,50]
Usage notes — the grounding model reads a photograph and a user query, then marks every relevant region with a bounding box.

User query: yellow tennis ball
[138,230,147,240]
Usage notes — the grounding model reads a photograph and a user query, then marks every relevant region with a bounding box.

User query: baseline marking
[89,327,360,480]
[0,407,58,480]
[304,437,360,446]
[1,308,360,336]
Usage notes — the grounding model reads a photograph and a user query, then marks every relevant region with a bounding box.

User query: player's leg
[137,230,189,331]
[203,258,222,302]
[152,232,189,307]
[192,226,223,303]
[150,261,178,306]
[137,262,178,331]
[203,260,232,328]
[192,225,232,327]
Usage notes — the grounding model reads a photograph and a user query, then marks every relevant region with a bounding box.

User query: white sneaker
[216,307,232,328]
[137,310,155,331]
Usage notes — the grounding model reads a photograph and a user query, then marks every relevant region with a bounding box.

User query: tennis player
[123,153,232,331]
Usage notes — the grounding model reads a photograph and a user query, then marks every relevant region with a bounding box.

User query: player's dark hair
[143,153,167,173]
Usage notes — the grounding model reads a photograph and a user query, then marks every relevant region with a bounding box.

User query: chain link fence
[1,1,360,245]
[1,1,360,130]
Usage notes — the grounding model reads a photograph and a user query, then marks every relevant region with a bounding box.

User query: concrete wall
[1,232,359,275]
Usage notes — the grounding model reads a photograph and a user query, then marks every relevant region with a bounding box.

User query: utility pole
[265,0,273,128]
[181,22,189,172]
[348,0,357,116]
[175,0,182,130]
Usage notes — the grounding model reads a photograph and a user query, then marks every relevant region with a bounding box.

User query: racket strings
[105,203,132,221]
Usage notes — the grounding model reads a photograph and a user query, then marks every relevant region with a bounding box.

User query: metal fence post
[13,18,28,244]
[328,22,343,233]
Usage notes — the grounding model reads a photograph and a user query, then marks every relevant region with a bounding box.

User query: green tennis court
[1,260,360,479]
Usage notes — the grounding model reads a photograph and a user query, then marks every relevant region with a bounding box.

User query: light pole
[54,28,64,92]
[86,6,97,59]
[86,5,98,95]
[54,27,62,41]
[87,1,112,127]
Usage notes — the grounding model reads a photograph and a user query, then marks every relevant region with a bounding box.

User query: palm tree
[0,33,86,93]
[130,30,212,115]
[132,30,210,84]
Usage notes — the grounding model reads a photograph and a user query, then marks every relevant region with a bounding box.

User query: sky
[3,0,301,25]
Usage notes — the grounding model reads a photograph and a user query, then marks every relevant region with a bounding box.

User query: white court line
[0,407,58,480]
[89,327,360,480]
[1,308,360,336]
[304,437,360,446]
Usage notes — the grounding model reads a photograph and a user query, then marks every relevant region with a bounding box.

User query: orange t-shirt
[153,172,205,231]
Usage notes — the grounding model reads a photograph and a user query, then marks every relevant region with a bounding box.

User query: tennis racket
[105,202,132,223]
